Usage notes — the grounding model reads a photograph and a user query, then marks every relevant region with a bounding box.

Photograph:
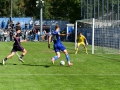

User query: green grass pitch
[0,41,120,90]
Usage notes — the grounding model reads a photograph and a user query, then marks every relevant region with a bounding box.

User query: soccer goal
[75,18,120,55]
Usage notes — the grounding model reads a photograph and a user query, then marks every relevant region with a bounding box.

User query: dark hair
[16,27,21,31]
[55,24,60,30]
[79,32,82,34]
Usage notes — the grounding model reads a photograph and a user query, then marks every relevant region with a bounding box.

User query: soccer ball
[60,61,65,65]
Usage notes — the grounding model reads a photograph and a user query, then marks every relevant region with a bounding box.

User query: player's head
[79,32,82,36]
[55,24,60,31]
[16,27,21,34]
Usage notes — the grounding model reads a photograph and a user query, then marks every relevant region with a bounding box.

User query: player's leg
[82,42,88,54]
[2,52,16,65]
[19,49,27,63]
[63,49,73,66]
[51,52,60,64]
[51,44,60,64]
[59,43,73,66]
[75,43,80,54]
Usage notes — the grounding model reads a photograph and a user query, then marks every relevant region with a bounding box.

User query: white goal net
[75,18,120,56]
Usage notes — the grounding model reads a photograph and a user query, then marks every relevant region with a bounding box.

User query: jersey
[13,35,21,46]
[11,33,24,52]
[51,31,66,52]
[77,35,85,43]
[51,31,61,44]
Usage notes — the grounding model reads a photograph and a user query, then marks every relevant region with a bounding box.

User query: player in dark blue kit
[48,24,73,66]
[2,27,27,65]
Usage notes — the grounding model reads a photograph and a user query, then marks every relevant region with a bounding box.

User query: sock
[4,57,7,61]
[53,56,58,60]
[66,54,70,62]
[85,48,88,53]
[76,48,78,53]
[20,54,24,59]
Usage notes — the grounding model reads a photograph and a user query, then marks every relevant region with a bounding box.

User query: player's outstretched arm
[20,39,27,42]
[59,33,68,36]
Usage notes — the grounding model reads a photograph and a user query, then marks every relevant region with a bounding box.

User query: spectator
[29,20,33,30]
[42,30,46,41]
[33,28,37,39]
[23,30,26,40]
[28,30,33,41]
[8,24,11,29]
[7,19,10,27]
[25,30,28,40]
[38,30,40,41]
[1,20,5,29]
[16,22,21,29]
[3,30,8,42]
[0,29,4,41]
[9,29,13,41]
[25,22,28,30]
[11,20,15,29]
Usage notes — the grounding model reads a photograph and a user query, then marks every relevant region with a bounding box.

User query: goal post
[92,18,95,54]
[75,18,95,54]
[75,18,120,56]
[75,21,78,50]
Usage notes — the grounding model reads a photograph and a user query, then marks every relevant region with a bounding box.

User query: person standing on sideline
[24,22,28,30]
[75,32,88,54]
[1,20,5,29]
[48,24,73,66]
[9,29,13,41]
[38,30,40,41]
[3,30,8,42]
[29,20,33,30]
[2,27,27,65]
[42,30,46,41]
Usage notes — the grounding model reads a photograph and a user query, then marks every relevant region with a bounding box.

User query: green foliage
[0,0,119,23]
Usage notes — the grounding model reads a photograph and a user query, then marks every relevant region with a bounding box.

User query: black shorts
[11,46,24,52]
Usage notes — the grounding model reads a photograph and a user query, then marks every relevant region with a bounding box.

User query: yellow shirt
[77,35,85,43]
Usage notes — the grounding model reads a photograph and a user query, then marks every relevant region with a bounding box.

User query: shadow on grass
[0,63,19,66]
[23,64,69,67]
[23,64,51,68]
[0,63,70,67]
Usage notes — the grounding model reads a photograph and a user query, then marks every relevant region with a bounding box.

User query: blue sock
[53,56,58,60]
[66,54,70,62]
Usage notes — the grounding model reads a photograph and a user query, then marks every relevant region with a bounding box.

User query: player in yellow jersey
[75,32,88,54]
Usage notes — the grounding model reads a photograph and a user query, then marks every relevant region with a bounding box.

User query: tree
[0,0,118,23]
[0,0,10,17]
[48,0,81,22]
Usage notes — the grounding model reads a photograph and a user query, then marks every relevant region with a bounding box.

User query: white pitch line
[15,52,20,57]
[0,74,120,76]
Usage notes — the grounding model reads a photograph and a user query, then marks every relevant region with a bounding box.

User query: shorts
[54,43,66,52]
[11,46,24,52]
[77,42,85,46]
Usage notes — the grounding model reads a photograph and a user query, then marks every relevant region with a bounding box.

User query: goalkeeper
[75,32,88,54]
